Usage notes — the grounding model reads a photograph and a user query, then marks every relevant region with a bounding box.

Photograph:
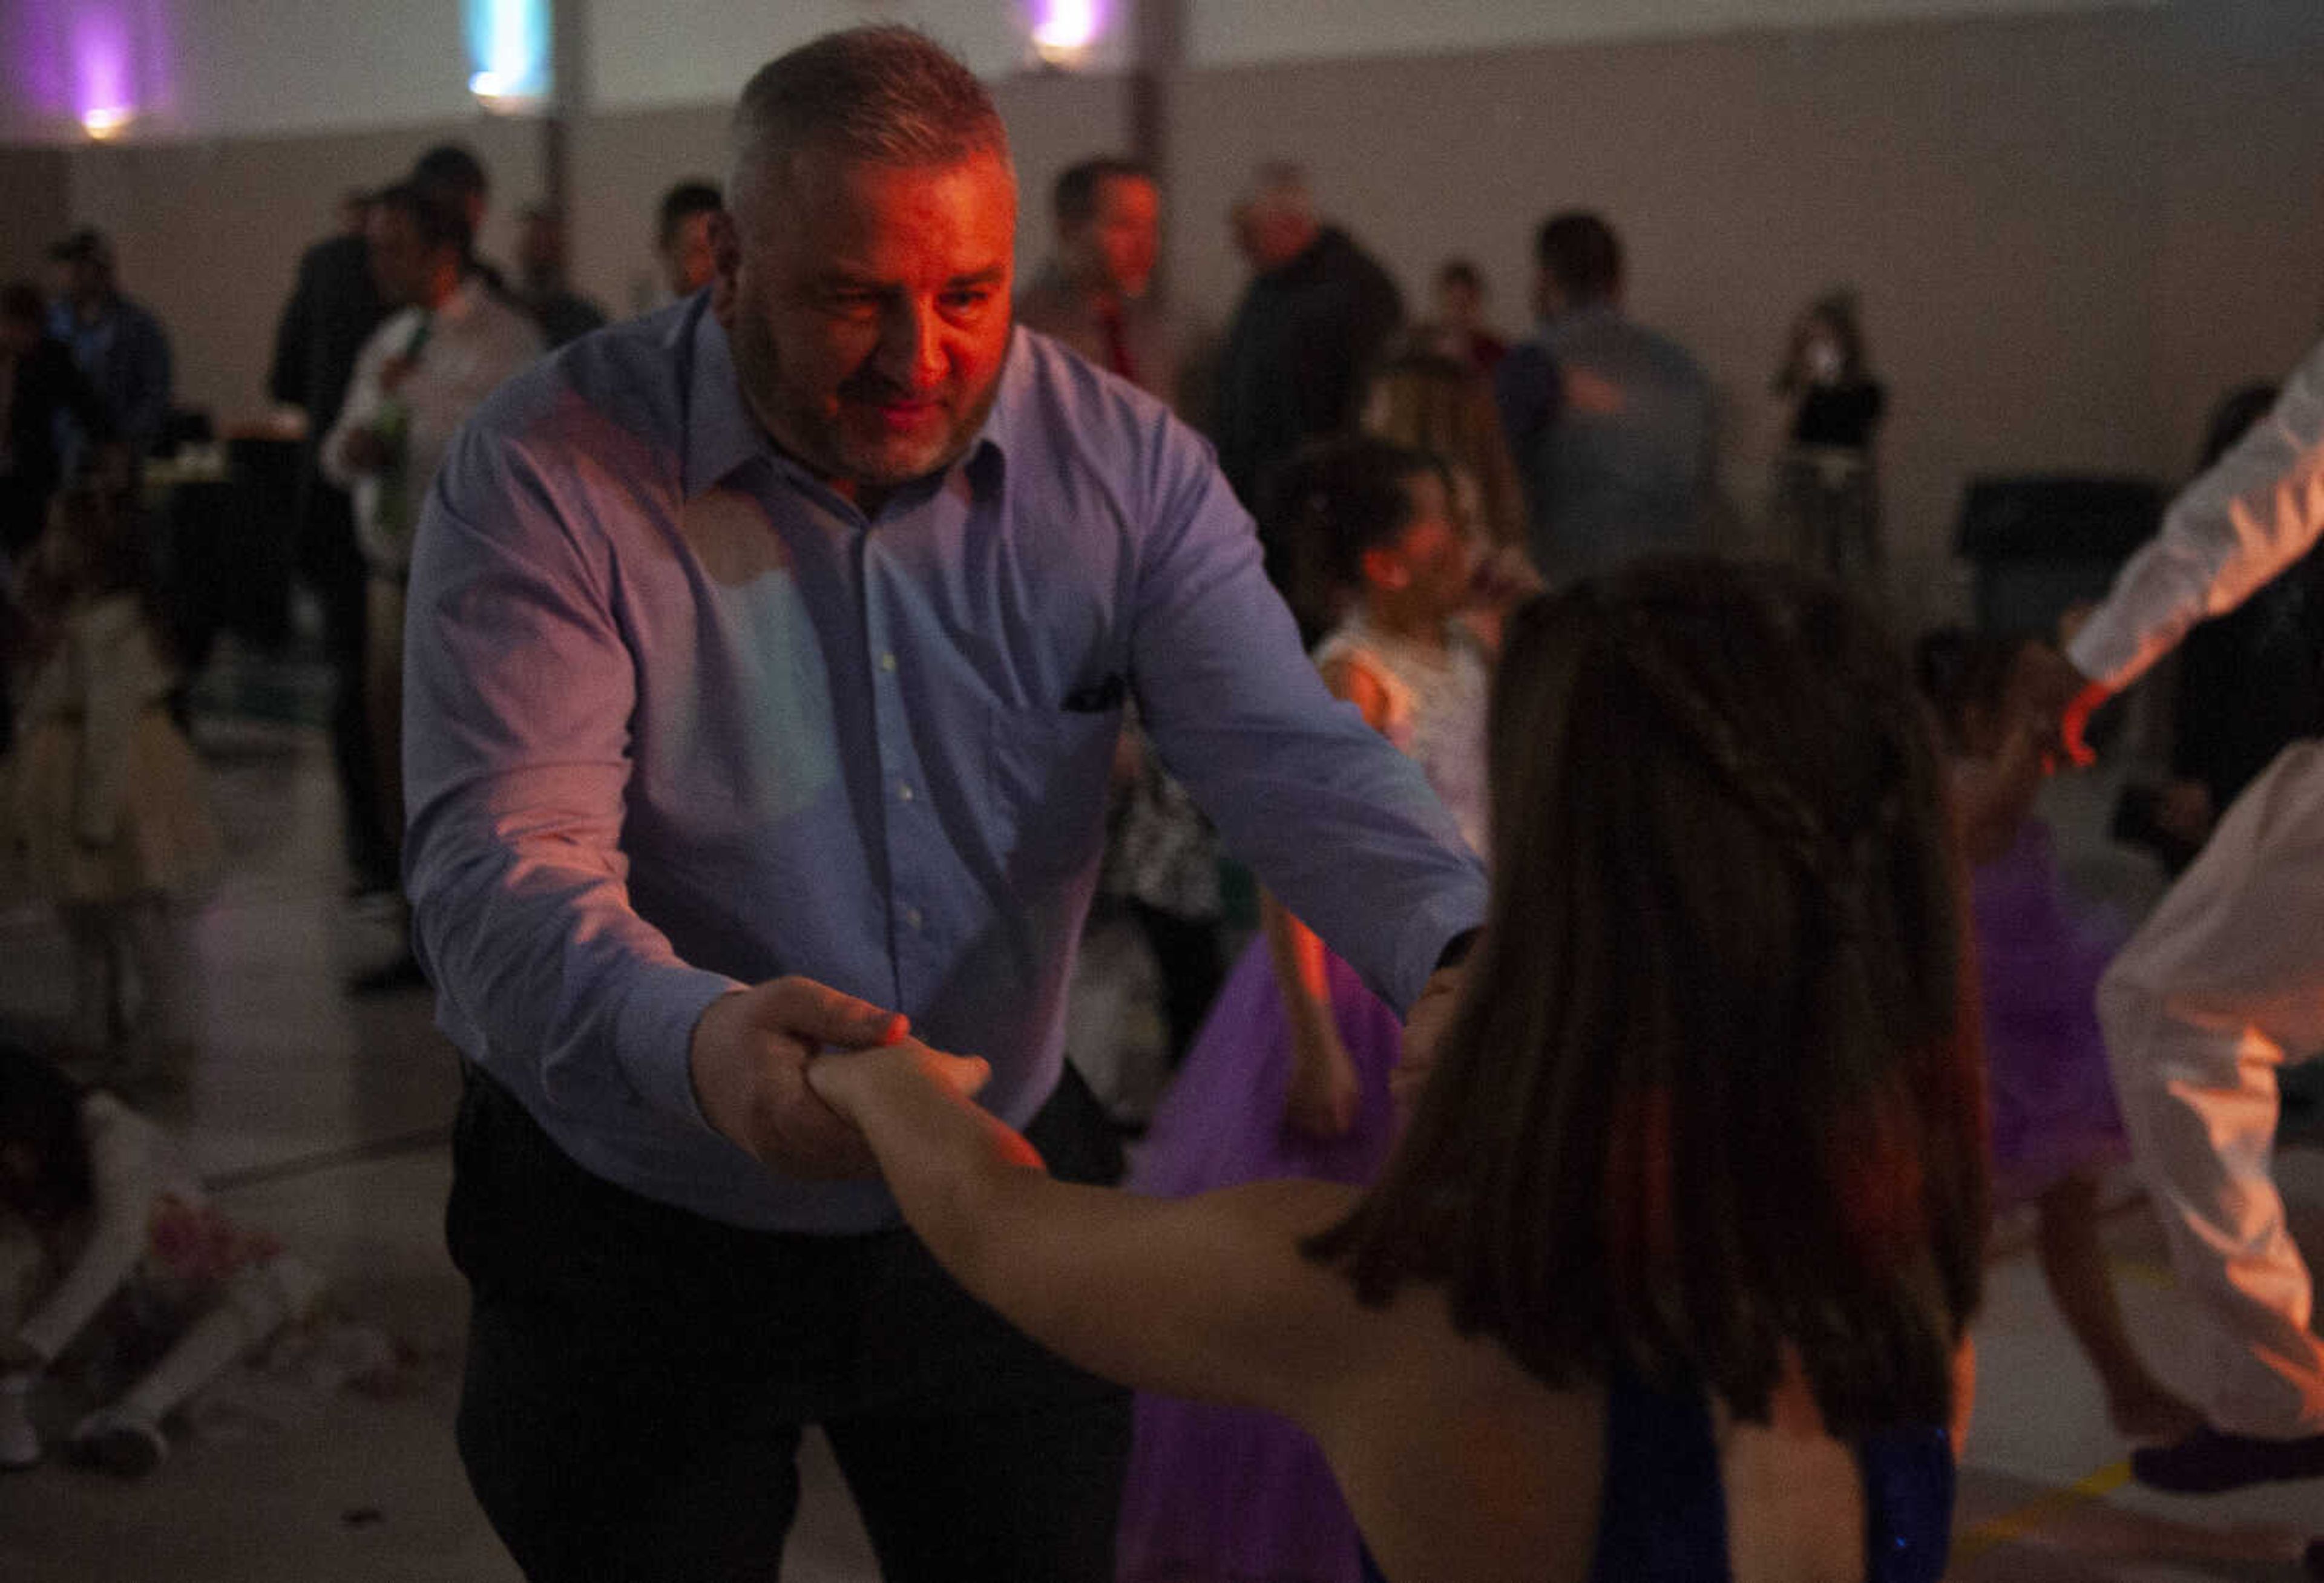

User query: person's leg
[828,1381,1130,1583]
[72,1254,326,1474]
[57,901,120,1054]
[304,490,391,893]
[827,1067,1132,1583]
[446,1069,838,1581]
[2099,742,2324,1482]
[2031,1170,2200,1441]
[122,894,196,1054]
[362,575,407,871]
[352,575,422,991]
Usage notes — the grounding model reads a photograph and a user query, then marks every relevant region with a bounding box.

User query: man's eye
[943,289,995,312]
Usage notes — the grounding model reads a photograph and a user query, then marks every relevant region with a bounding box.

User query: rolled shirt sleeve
[2069,338,2324,693]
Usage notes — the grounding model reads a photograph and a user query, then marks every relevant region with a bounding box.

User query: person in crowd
[1773,289,1886,597]
[2032,331,2324,1493]
[1,283,114,560]
[1917,628,2201,1445]
[1118,436,1498,1583]
[400,28,1483,1582]
[44,229,171,469]
[0,283,116,758]
[0,1042,321,1475]
[2147,382,2324,857]
[409,143,506,295]
[1213,163,1405,580]
[321,182,540,995]
[1364,341,1530,569]
[1496,211,1716,578]
[513,206,608,349]
[267,186,396,898]
[1411,258,1507,373]
[654,180,724,300]
[1020,155,1221,1100]
[812,557,1978,1583]
[0,483,218,1074]
[1016,156,1191,412]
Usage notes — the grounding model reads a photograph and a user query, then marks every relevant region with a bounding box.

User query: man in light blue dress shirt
[405,28,1485,1582]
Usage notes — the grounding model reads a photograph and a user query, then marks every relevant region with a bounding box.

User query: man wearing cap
[46,229,171,466]
[404,26,1482,1582]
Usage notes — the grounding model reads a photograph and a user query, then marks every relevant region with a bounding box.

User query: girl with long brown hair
[810,559,1984,1582]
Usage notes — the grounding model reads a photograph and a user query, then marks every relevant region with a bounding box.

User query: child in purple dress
[1917,629,2200,1443]
[1117,437,1494,1583]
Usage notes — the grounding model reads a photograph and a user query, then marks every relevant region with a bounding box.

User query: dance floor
[0,647,2315,1582]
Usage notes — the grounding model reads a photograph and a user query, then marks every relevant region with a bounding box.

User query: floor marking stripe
[1953,1459,2132,1565]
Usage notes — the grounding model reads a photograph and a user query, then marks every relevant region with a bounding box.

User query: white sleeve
[2068,338,2324,692]
[320,320,399,490]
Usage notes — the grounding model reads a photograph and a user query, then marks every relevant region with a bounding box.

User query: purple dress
[1971,819,2132,1208]
[1116,617,1488,1583]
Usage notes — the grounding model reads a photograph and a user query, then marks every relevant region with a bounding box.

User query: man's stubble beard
[731,312,1011,496]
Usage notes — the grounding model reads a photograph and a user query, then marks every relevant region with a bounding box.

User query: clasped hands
[690,963,1476,1178]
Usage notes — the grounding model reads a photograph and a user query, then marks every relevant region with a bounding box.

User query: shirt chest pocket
[985,701,1123,897]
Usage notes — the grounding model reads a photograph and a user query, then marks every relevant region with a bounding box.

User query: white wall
[2,0,2162,143]
[1186,0,2157,66]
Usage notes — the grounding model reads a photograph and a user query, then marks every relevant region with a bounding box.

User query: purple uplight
[72,8,132,123]
[8,0,174,137]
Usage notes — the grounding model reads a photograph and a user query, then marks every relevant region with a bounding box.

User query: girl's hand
[806,1038,992,1127]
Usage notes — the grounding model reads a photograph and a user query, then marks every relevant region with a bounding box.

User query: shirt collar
[681,306,1019,506]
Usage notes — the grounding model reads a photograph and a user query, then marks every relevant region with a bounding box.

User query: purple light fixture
[11,0,175,140]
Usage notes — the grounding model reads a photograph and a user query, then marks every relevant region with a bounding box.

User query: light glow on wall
[465,0,551,114]
[4,0,175,140]
[1028,0,1103,68]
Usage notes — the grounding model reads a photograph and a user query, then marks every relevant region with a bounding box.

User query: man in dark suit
[269,188,395,896]
[1,281,113,556]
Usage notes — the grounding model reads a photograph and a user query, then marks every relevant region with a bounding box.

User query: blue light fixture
[465,0,550,114]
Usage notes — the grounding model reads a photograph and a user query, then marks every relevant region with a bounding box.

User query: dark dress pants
[447,1064,1130,1582]
[295,478,392,890]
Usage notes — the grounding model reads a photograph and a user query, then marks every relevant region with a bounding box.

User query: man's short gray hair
[729,27,1011,223]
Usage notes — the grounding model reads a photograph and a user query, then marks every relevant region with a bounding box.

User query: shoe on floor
[2130,1424,2324,1493]
[67,1409,167,1477]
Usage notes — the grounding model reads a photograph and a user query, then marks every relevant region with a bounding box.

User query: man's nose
[875,298,947,392]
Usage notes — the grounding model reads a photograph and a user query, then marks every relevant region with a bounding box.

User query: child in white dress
[1,483,218,1072]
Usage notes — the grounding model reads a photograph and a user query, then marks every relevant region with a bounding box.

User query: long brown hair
[1308,558,1986,1436]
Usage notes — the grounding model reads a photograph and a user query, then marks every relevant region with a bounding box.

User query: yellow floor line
[1953,1459,2132,1565]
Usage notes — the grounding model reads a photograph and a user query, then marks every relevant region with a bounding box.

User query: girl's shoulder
[1320,1293,1606,1583]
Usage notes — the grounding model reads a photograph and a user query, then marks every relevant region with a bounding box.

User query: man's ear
[707,209,743,323]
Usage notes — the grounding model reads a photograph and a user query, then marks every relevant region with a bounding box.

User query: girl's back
[1318,1283,1943,1583]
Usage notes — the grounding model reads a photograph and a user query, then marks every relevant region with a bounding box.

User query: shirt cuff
[1392,882,1491,1015]
[611,966,747,1133]
[2064,608,2141,695]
